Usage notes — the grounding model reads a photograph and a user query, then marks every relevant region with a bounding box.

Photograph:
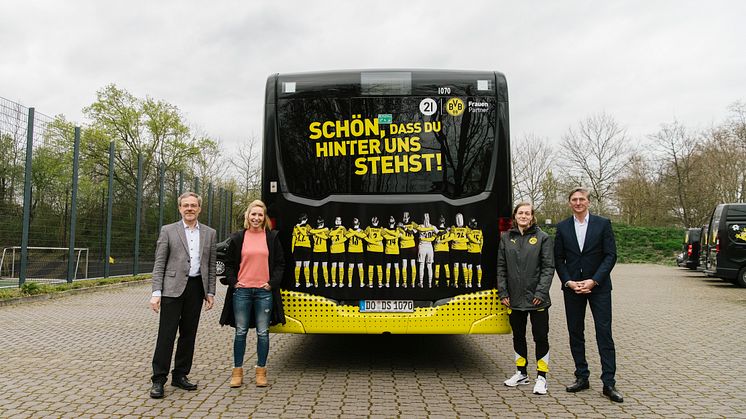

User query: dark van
[704,203,746,287]
[678,228,701,269]
[698,223,709,270]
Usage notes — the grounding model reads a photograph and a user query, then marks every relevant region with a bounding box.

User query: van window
[727,223,746,245]
[710,205,724,243]
[727,205,746,220]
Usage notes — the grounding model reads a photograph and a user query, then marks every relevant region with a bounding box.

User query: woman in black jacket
[497,202,554,395]
[219,200,285,388]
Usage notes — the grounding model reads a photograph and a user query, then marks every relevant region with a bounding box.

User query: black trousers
[563,290,616,387]
[508,309,550,373]
[151,276,204,384]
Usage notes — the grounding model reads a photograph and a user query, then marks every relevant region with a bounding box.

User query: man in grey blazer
[149,192,216,399]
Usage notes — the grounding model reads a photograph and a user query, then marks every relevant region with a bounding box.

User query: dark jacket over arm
[219,229,286,328]
[554,214,617,291]
[496,225,554,310]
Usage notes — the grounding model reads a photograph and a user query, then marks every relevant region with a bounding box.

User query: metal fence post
[224,189,231,238]
[207,183,213,227]
[218,187,224,241]
[104,141,115,278]
[19,107,34,287]
[66,127,81,282]
[228,190,234,234]
[177,171,184,219]
[133,153,143,275]
[158,163,164,232]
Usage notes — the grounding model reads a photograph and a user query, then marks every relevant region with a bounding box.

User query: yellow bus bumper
[270,289,511,334]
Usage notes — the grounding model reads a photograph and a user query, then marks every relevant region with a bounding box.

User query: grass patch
[0,275,150,300]
[542,223,682,265]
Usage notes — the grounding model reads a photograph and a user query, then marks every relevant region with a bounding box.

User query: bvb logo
[446,98,465,116]
[529,237,538,245]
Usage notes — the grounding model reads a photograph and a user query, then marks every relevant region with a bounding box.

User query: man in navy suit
[554,187,623,403]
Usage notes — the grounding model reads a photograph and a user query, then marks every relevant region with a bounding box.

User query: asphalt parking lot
[1,264,744,418]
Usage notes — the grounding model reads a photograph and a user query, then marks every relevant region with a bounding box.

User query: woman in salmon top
[220,200,285,388]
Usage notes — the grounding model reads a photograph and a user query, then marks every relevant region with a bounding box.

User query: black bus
[262,70,513,333]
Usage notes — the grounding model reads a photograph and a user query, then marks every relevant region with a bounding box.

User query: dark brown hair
[512,202,537,226]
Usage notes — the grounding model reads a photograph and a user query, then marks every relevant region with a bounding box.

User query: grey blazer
[152,220,217,298]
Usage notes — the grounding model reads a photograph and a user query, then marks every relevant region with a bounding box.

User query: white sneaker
[504,371,529,387]
[533,376,548,395]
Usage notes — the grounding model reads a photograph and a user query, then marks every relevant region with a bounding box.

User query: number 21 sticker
[419,98,437,116]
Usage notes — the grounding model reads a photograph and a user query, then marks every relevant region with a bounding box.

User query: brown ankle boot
[255,366,268,387]
[229,367,243,388]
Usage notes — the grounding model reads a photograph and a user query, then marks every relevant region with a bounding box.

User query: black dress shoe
[150,382,164,399]
[603,385,624,403]
[566,378,590,392]
[171,376,198,391]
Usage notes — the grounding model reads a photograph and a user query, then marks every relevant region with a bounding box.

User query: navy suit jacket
[554,214,617,292]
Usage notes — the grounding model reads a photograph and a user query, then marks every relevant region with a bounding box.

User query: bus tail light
[687,244,692,256]
[715,234,720,253]
[498,217,512,233]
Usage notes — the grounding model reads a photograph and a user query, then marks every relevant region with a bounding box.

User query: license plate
[359,300,414,313]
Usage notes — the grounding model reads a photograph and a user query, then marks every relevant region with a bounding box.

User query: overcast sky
[2,1,744,155]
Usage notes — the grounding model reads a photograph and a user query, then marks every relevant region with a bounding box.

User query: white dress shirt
[573,213,589,252]
[184,221,201,277]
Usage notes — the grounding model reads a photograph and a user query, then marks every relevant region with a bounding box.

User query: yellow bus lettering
[309,122,322,139]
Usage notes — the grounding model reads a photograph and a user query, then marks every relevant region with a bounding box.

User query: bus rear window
[276,96,496,199]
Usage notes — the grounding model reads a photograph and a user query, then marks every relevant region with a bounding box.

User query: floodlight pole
[66,127,81,282]
[133,153,143,276]
[104,140,115,278]
[19,108,34,287]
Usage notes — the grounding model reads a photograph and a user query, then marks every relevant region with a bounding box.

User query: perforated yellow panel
[269,289,511,334]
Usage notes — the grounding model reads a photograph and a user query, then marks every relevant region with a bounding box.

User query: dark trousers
[151,276,204,384]
[563,290,616,387]
[508,309,550,373]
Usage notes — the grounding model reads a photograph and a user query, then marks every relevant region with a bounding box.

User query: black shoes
[171,376,198,391]
[603,385,624,403]
[149,382,164,399]
[565,378,590,393]
[566,377,623,402]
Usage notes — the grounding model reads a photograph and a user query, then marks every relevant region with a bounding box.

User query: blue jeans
[233,287,273,367]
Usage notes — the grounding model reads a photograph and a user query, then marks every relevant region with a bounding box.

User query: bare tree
[538,169,572,225]
[512,134,554,211]
[0,100,27,205]
[190,134,227,189]
[649,121,716,227]
[615,153,670,226]
[726,101,746,200]
[230,136,261,208]
[700,126,745,203]
[559,112,631,215]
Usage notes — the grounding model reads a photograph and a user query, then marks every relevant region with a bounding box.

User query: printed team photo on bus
[260,69,513,334]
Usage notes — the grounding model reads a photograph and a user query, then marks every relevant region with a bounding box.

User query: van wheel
[738,268,746,288]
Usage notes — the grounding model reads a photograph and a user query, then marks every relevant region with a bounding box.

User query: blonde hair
[243,200,271,230]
